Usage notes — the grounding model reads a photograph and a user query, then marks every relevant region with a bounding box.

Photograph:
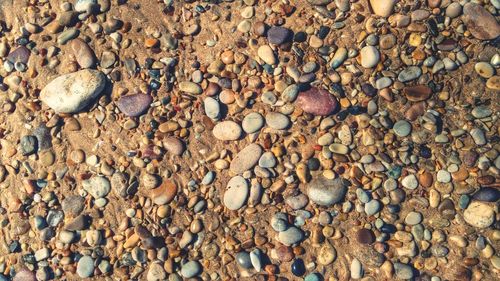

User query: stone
[405,211,423,225]
[278,226,304,245]
[62,195,85,217]
[463,202,495,228]
[402,174,418,189]
[230,143,263,174]
[13,268,36,281]
[394,263,414,279]
[365,200,381,216]
[20,135,37,156]
[472,188,500,202]
[150,180,177,205]
[369,0,397,17]
[265,112,290,129]
[267,26,292,45]
[285,194,309,210]
[82,176,111,199]
[462,3,500,40]
[242,112,264,133]
[331,47,348,68]
[259,151,277,168]
[250,249,262,271]
[486,76,500,90]
[445,3,462,18]
[40,69,106,113]
[356,228,375,244]
[77,256,94,278]
[204,97,220,120]
[475,62,495,78]
[398,66,422,82]
[116,94,153,117]
[403,85,432,101]
[350,258,363,279]
[258,45,277,65]
[223,176,249,210]
[7,46,30,64]
[470,128,486,146]
[360,46,380,68]
[179,81,202,94]
[162,137,185,156]
[213,121,242,141]
[147,263,167,281]
[296,87,338,116]
[306,177,348,206]
[180,261,202,278]
[393,120,412,137]
[70,38,96,69]
[317,243,336,265]
[236,252,253,269]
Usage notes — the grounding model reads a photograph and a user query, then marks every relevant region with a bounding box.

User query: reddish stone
[463,3,500,40]
[403,85,432,102]
[150,180,177,205]
[405,102,426,121]
[356,228,375,244]
[13,268,36,281]
[116,94,153,117]
[7,46,31,64]
[295,87,338,116]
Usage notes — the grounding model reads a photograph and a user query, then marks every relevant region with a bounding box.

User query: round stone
[116,94,153,117]
[259,151,277,168]
[356,228,375,244]
[236,252,253,269]
[306,177,348,206]
[462,3,500,40]
[437,170,451,183]
[475,62,495,78]
[223,176,249,210]
[82,176,111,199]
[369,0,397,17]
[405,211,423,225]
[360,46,380,68]
[402,174,418,189]
[180,261,202,278]
[242,112,264,133]
[278,226,304,245]
[296,87,338,116]
[464,202,495,228]
[267,26,293,45]
[230,143,263,174]
[150,180,177,205]
[265,112,290,130]
[257,45,276,65]
[212,121,242,141]
[204,97,220,120]
[393,120,412,137]
[76,256,94,278]
[365,199,381,216]
[394,262,415,280]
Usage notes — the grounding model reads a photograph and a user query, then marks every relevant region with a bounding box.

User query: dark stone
[19,135,37,156]
[236,252,253,269]
[291,258,306,276]
[356,228,375,244]
[267,26,293,45]
[65,215,91,231]
[296,87,338,116]
[7,46,31,64]
[32,125,52,151]
[472,187,500,202]
[116,94,153,117]
[62,195,85,217]
[142,237,165,249]
[462,3,500,40]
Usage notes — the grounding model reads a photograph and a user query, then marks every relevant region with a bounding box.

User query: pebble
[403,85,432,102]
[405,211,423,225]
[259,152,277,168]
[7,46,30,64]
[306,177,348,206]
[258,45,277,65]
[267,26,292,45]
[250,249,262,271]
[180,261,202,278]
[236,252,253,269]
[40,69,106,113]
[20,135,37,155]
[242,112,264,133]
[369,0,397,17]
[76,256,94,278]
[296,87,338,116]
[402,174,418,189]
[394,263,415,279]
[82,176,111,199]
[393,120,412,137]
[230,144,263,174]
[360,46,380,68]
[116,94,152,117]
[462,3,500,40]
[70,38,96,69]
[213,121,242,141]
[278,226,304,246]
[150,180,177,205]
[398,66,422,82]
[475,62,495,78]
[204,97,220,120]
[350,258,363,279]
[464,202,495,228]
[470,128,486,146]
[266,112,290,130]
[223,176,249,210]
[179,81,202,94]
[12,268,36,281]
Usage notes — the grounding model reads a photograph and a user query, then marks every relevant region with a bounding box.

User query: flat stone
[285,194,309,210]
[475,62,495,78]
[296,87,338,116]
[403,85,432,102]
[278,226,304,245]
[242,112,264,133]
[463,3,500,40]
[393,120,412,137]
[259,151,277,168]
[258,45,277,65]
[470,128,486,146]
[250,249,263,271]
[179,81,202,94]
[266,112,290,129]
[7,46,30,64]
[213,121,242,141]
[267,26,293,45]
[82,176,111,199]
[405,211,423,225]
[230,143,263,174]
[402,174,418,189]
[204,97,220,120]
[356,228,375,244]
[77,256,94,278]
[394,263,415,279]
[223,176,249,210]
[369,0,397,17]
[162,137,184,156]
[180,261,202,278]
[365,199,381,216]
[147,263,167,281]
[398,66,422,82]
[19,135,37,156]
[40,69,106,113]
[62,195,85,217]
[150,180,177,205]
[116,94,152,117]
[464,202,495,228]
[306,177,348,206]
[472,188,500,202]
[70,38,96,69]
[360,46,380,68]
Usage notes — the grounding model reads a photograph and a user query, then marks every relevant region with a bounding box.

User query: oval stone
[306,177,348,206]
[213,121,242,141]
[223,176,249,210]
[116,94,153,117]
[230,144,263,174]
[296,87,338,116]
[463,3,500,40]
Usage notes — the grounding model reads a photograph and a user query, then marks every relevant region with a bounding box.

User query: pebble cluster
[0,0,499,280]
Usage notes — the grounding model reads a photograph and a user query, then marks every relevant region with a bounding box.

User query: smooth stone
[486,76,500,90]
[278,226,304,245]
[236,252,253,269]
[369,0,397,17]
[70,38,96,69]
[259,152,277,168]
[403,85,432,102]
[267,26,292,45]
[462,3,500,40]
[365,199,381,216]
[250,249,262,271]
[204,97,220,120]
[350,258,363,279]
[147,263,167,281]
[242,112,264,133]
[20,135,37,156]
[116,94,152,117]
[393,120,412,137]
[470,128,486,146]
[305,273,322,281]
[296,87,338,116]
[75,0,96,12]
[356,228,375,244]
[258,45,277,65]
[398,66,422,82]
[62,195,85,216]
[265,112,290,130]
[213,121,242,141]
[402,174,418,189]
[285,194,309,210]
[291,259,306,276]
[162,137,185,156]
[150,180,177,205]
[179,81,202,94]
[375,77,392,89]
[437,170,451,183]
[471,106,492,119]
[100,51,116,68]
[394,263,415,279]
[464,202,495,228]
[223,176,249,210]
[405,211,423,225]
[40,69,106,113]
[445,2,462,18]
[360,46,380,68]
[282,84,299,102]
[230,144,263,174]
[7,46,30,64]
[331,47,348,68]
[306,177,348,206]
[180,261,202,278]
[475,62,495,78]
[472,188,500,202]
[13,268,36,281]
[82,176,111,199]
[329,143,348,154]
[76,256,94,278]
